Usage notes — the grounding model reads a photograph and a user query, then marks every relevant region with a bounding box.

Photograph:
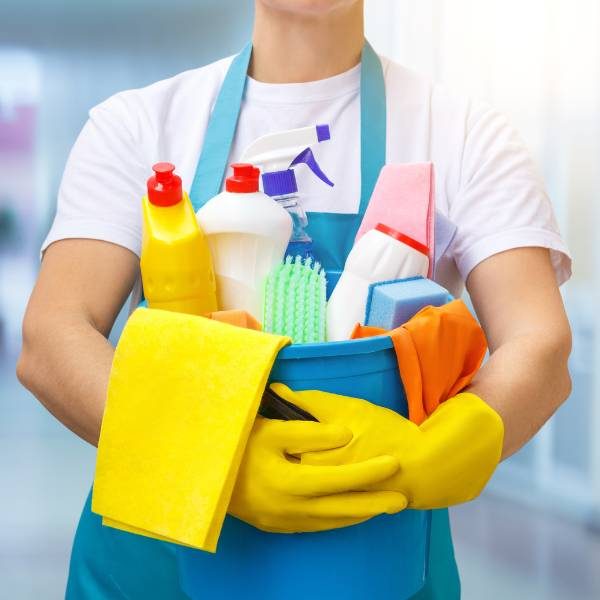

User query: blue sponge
[364,277,452,330]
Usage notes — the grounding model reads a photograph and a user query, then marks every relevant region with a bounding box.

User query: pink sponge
[355,163,435,277]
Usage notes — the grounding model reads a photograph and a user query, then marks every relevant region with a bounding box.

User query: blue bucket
[177,329,431,599]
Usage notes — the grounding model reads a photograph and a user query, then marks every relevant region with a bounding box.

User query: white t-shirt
[43,54,571,298]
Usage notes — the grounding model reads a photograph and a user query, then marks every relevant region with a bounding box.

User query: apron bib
[66,42,459,600]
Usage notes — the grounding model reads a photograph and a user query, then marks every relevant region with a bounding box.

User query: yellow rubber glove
[270,384,504,510]
[229,416,408,532]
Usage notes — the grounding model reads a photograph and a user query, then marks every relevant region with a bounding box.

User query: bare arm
[17,239,139,446]
[466,247,572,459]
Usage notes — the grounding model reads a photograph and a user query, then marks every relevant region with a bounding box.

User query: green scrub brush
[263,256,327,344]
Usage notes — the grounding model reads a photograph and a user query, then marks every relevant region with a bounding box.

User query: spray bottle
[141,162,218,315]
[240,124,334,261]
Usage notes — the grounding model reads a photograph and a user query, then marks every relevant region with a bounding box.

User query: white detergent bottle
[196,163,292,319]
[327,223,430,341]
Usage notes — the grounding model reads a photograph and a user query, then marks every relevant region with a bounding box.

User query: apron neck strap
[190,43,252,211]
[359,41,386,215]
[189,40,386,216]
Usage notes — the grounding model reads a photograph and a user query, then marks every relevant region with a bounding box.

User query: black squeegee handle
[260,386,318,422]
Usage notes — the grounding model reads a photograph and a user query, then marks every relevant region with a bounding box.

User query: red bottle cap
[226,163,260,193]
[147,162,182,207]
[375,223,429,256]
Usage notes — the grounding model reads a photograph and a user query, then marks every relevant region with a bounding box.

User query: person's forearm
[17,312,113,446]
[467,330,572,459]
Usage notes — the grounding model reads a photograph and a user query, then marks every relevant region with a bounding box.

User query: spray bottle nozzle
[316,124,330,142]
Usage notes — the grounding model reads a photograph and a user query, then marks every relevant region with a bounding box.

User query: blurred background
[1,0,599,598]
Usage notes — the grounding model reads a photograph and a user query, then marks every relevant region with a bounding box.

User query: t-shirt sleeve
[449,104,572,285]
[42,94,148,257]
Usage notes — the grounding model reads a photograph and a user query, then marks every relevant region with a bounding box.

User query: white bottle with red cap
[196,163,292,319]
[327,223,430,341]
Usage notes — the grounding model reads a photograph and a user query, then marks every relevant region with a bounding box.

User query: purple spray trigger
[289,147,334,187]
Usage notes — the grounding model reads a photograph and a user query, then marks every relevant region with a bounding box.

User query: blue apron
[66,42,460,599]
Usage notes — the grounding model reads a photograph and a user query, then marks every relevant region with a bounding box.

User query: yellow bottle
[141,162,218,315]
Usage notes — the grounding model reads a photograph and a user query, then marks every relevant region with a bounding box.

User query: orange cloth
[351,300,487,425]
[208,310,262,331]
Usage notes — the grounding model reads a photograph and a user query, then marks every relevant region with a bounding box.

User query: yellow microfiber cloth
[92,307,289,552]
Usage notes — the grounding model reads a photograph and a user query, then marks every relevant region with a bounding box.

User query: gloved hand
[229,416,408,532]
[270,384,504,510]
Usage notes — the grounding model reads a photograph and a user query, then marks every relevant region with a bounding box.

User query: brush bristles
[262,255,327,344]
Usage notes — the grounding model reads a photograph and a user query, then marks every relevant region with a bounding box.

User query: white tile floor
[2,356,600,600]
